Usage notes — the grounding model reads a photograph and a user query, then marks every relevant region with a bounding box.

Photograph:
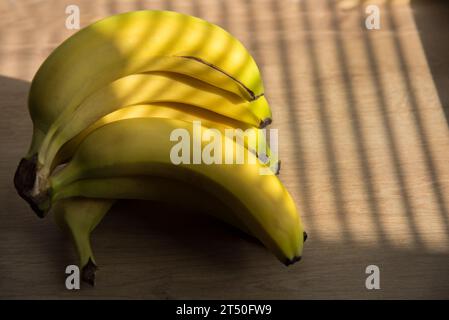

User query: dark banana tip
[81,258,98,286]
[13,155,45,218]
[284,256,302,266]
[283,232,307,266]
[274,160,281,175]
[260,118,272,128]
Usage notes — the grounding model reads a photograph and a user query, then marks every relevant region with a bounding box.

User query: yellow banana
[52,198,114,286]
[28,10,265,157]
[32,73,271,196]
[52,103,279,173]
[45,118,304,264]
[53,177,249,234]
[16,11,271,214]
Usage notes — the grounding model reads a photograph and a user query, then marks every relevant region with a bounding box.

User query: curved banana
[38,72,269,158]
[53,177,250,234]
[52,198,114,286]
[33,73,271,193]
[28,10,265,158]
[45,118,304,264]
[52,103,279,173]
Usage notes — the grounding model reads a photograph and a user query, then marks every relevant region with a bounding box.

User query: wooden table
[1,0,448,299]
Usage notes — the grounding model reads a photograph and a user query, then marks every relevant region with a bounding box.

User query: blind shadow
[267,0,321,242]
[410,0,449,127]
[262,0,449,250]
[2,1,449,297]
[387,1,449,238]
[354,3,424,247]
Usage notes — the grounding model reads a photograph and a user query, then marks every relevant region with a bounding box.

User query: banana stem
[25,126,46,159]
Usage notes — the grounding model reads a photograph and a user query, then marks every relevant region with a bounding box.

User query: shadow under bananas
[0,74,266,291]
[94,200,261,275]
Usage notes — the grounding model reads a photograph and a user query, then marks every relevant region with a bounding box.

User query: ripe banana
[14,9,305,286]
[39,72,270,165]
[53,175,307,285]
[44,118,304,264]
[16,11,272,215]
[53,177,250,234]
[52,198,114,286]
[52,103,279,173]
[28,10,265,158]
[30,73,271,199]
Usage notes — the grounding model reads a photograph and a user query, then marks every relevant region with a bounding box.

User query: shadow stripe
[356,3,423,247]
[386,1,449,240]
[326,0,389,244]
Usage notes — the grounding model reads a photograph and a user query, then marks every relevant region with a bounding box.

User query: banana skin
[52,198,114,286]
[52,103,279,174]
[13,10,306,286]
[15,10,270,210]
[44,118,304,265]
[28,10,266,157]
[37,72,271,182]
[54,187,307,285]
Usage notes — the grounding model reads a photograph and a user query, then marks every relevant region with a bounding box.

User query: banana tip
[283,232,307,266]
[82,258,98,286]
[275,160,281,175]
[284,256,302,266]
[260,118,272,128]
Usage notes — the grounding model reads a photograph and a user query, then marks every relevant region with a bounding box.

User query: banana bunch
[14,10,306,285]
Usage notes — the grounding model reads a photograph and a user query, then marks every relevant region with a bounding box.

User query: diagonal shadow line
[164,0,174,12]
[242,1,262,65]
[411,0,449,128]
[386,1,449,239]
[326,0,389,245]
[218,0,230,31]
[266,0,336,240]
[356,5,423,247]
[135,0,146,11]
[299,0,357,243]
[191,0,202,17]
[108,0,118,15]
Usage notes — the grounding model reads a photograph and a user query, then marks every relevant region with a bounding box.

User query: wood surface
[0,0,448,299]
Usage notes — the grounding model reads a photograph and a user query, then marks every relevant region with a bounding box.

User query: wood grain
[0,0,448,299]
